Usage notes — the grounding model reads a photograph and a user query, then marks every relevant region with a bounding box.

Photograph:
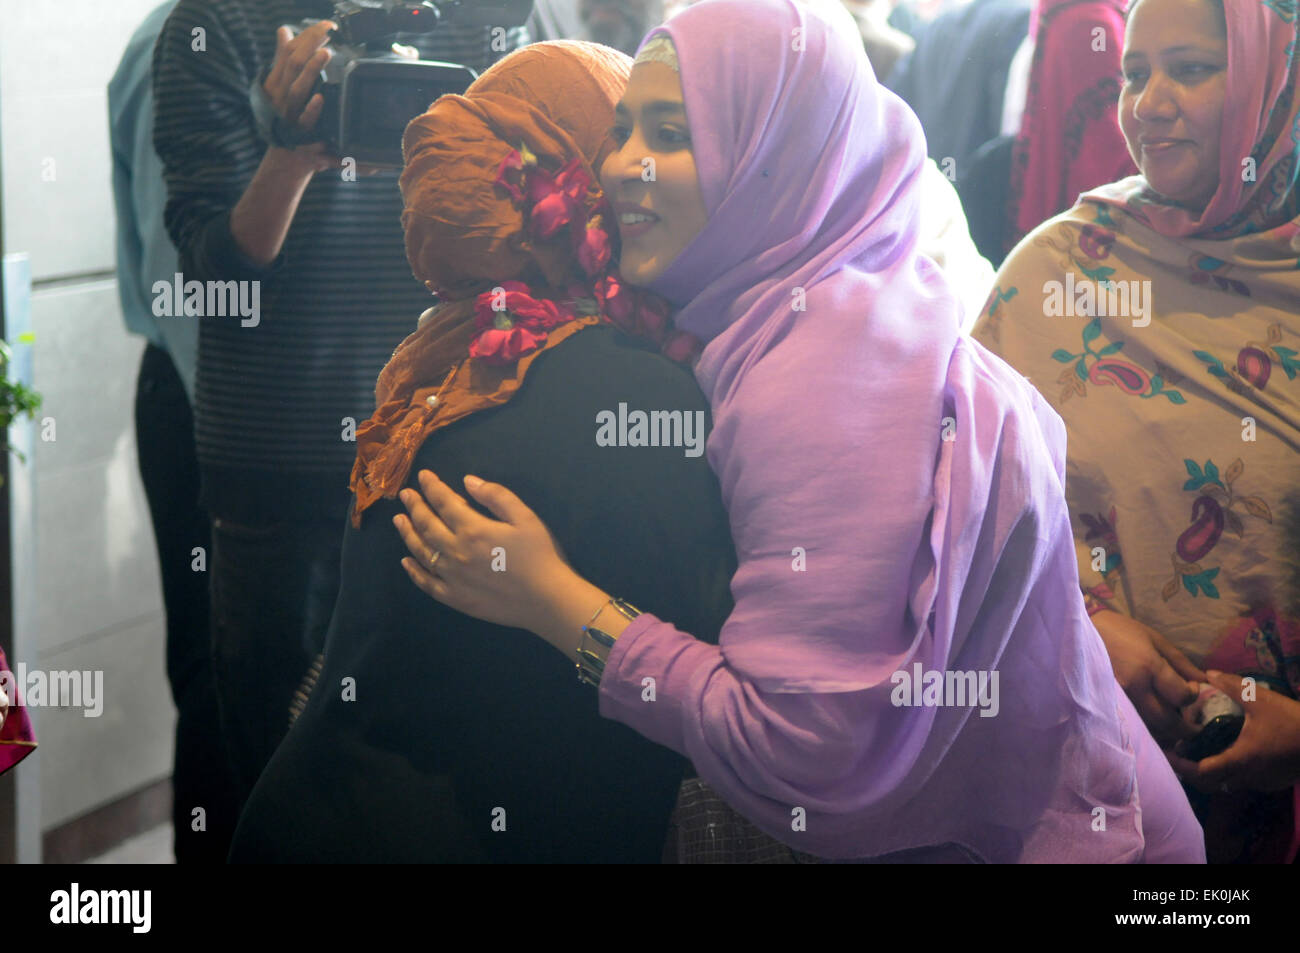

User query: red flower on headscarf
[493,149,527,202]
[528,157,592,239]
[595,274,635,328]
[594,274,694,361]
[479,147,695,365]
[576,217,612,276]
[469,280,573,364]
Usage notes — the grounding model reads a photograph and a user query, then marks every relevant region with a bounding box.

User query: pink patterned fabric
[1008,0,1136,249]
[0,647,36,775]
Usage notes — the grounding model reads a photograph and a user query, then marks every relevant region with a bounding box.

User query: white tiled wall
[2,0,182,843]
[30,284,163,664]
[2,0,159,282]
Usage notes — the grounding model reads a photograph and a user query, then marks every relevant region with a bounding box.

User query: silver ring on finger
[428,550,441,571]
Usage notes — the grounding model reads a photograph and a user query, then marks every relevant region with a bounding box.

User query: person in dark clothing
[887,0,1031,170]
[151,0,526,813]
[111,1,240,861]
[229,41,736,863]
[231,326,736,862]
[133,349,244,862]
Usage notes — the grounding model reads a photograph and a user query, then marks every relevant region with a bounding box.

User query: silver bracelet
[575,598,641,687]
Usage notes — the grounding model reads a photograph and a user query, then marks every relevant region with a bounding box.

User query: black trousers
[209,512,342,820]
[134,343,239,863]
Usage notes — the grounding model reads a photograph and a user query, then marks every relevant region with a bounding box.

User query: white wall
[1,0,180,850]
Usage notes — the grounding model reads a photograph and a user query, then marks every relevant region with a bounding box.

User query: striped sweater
[152,0,526,522]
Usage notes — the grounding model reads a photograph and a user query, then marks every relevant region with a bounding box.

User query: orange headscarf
[350,41,635,526]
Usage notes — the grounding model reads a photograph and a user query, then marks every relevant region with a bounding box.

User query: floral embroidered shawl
[973,0,1300,863]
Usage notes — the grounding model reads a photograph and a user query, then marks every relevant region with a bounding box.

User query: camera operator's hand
[264,20,337,135]
[233,21,342,264]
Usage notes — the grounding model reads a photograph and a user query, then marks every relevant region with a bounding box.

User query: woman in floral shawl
[973,0,1300,863]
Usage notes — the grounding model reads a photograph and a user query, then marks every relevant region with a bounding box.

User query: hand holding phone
[1168,670,1300,795]
[1177,682,1244,762]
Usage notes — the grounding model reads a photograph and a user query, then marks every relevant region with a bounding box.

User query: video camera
[253,0,533,167]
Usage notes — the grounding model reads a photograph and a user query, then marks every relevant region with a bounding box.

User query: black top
[230,327,738,862]
[151,0,527,522]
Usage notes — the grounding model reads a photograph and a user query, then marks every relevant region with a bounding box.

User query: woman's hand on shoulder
[1091,609,1204,745]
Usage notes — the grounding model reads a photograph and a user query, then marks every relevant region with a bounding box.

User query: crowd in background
[3,0,1296,866]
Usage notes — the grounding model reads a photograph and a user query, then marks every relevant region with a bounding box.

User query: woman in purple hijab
[394,0,1204,862]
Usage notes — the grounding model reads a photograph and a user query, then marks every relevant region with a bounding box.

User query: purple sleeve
[597,613,717,757]
[599,613,880,853]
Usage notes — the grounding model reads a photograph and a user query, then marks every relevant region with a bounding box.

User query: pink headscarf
[1008,0,1136,249]
[1085,0,1300,238]
[611,0,1152,859]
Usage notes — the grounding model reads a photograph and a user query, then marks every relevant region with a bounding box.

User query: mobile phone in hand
[1178,682,1245,762]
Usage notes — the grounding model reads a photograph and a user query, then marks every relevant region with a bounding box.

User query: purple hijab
[599,0,1152,860]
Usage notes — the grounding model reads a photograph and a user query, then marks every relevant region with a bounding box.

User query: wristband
[575,598,641,687]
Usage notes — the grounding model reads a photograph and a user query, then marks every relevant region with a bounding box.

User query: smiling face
[1119,0,1228,211]
[600,59,709,287]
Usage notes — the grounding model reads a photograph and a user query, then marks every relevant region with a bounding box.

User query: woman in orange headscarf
[229,41,737,863]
